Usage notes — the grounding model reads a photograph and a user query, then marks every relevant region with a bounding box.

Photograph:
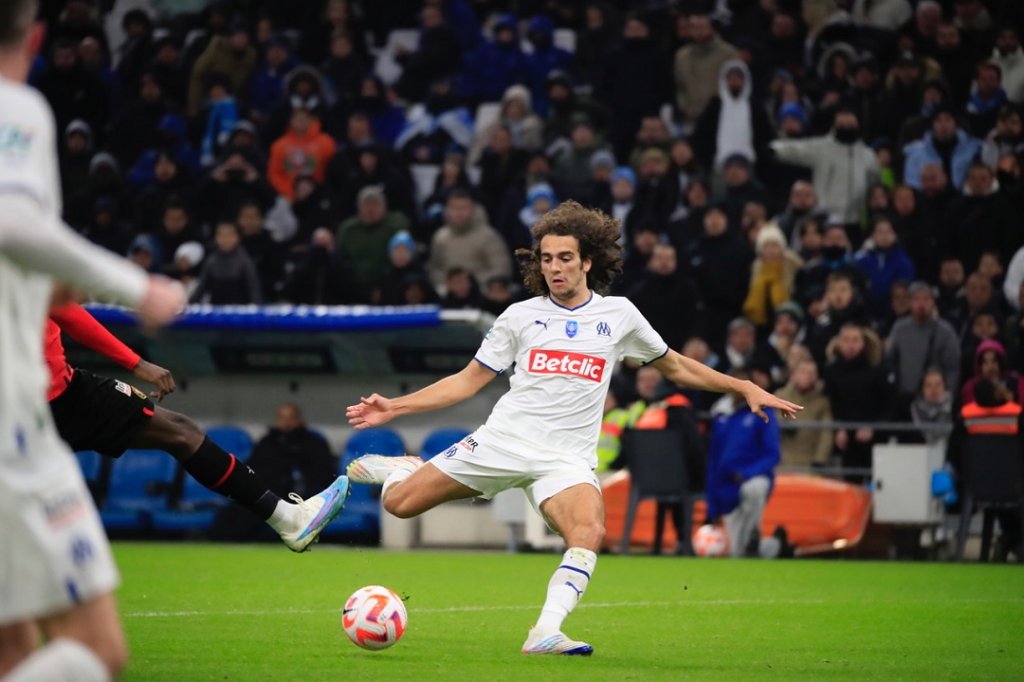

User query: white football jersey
[0,77,62,459]
[0,76,146,461]
[474,292,668,467]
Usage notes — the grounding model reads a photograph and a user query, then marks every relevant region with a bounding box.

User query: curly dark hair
[514,201,624,297]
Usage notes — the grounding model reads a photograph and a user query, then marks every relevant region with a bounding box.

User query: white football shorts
[0,439,119,625]
[427,424,601,515]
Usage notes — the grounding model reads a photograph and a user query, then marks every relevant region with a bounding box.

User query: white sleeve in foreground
[0,193,148,307]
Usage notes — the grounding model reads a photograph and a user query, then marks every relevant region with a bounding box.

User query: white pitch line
[122,598,829,619]
[120,596,1022,619]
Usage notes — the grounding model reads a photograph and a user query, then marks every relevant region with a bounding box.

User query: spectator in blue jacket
[126,113,201,190]
[249,35,300,120]
[855,215,917,321]
[461,14,529,106]
[902,104,982,191]
[198,72,240,168]
[706,368,781,557]
[525,15,573,117]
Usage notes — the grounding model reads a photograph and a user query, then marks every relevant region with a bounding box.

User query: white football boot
[279,475,350,553]
[521,627,594,656]
[346,454,423,485]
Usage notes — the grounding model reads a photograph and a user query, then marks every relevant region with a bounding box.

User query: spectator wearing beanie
[173,241,205,299]
[336,185,411,301]
[377,230,438,306]
[743,223,803,328]
[468,84,542,164]
[608,165,640,243]
[508,182,557,253]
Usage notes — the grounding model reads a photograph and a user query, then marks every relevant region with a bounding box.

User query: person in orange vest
[948,377,1023,561]
[629,379,706,556]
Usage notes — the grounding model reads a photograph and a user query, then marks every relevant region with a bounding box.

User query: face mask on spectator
[822,245,846,261]
[834,126,860,144]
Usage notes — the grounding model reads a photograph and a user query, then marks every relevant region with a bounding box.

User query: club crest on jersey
[596,321,611,337]
[565,320,578,338]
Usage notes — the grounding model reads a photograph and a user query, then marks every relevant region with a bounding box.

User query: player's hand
[134,359,175,401]
[345,393,395,429]
[138,276,186,329]
[742,381,802,422]
[49,284,79,308]
[854,427,873,443]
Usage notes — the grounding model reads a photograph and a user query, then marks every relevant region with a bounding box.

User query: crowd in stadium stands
[38,0,1024,471]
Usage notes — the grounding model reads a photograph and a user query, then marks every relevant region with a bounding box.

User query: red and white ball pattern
[693,524,730,557]
[341,585,408,650]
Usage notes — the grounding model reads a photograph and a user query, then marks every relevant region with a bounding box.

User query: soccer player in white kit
[0,1,185,679]
[346,201,802,655]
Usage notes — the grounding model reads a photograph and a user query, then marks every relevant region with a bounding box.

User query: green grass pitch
[113,543,1023,681]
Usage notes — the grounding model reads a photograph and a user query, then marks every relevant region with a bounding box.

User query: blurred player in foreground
[0,2,182,678]
[46,302,350,552]
[346,201,802,655]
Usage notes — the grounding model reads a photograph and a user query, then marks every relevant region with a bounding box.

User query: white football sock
[535,547,597,632]
[382,467,413,497]
[266,498,300,533]
[4,638,110,682]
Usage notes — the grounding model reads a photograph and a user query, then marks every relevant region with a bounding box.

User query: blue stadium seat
[339,428,407,467]
[419,428,471,461]
[323,428,406,538]
[100,450,177,531]
[151,469,228,533]
[75,450,102,483]
[206,426,254,460]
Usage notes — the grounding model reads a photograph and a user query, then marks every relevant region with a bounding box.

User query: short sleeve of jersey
[474,309,518,373]
[0,85,57,212]
[619,298,669,364]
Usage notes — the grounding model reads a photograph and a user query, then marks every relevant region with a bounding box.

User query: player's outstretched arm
[49,302,176,400]
[651,349,802,422]
[0,194,184,325]
[346,360,497,429]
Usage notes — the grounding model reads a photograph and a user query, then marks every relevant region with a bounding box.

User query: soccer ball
[693,524,730,557]
[341,585,408,650]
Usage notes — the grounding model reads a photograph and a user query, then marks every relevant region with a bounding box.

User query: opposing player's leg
[522,482,604,656]
[129,407,349,552]
[0,621,39,676]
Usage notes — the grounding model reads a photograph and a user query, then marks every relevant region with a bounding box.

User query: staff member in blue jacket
[706,367,782,557]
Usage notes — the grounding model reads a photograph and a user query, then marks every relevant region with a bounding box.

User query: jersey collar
[547,290,595,312]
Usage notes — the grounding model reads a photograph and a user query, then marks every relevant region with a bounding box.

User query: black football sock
[184,436,282,520]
